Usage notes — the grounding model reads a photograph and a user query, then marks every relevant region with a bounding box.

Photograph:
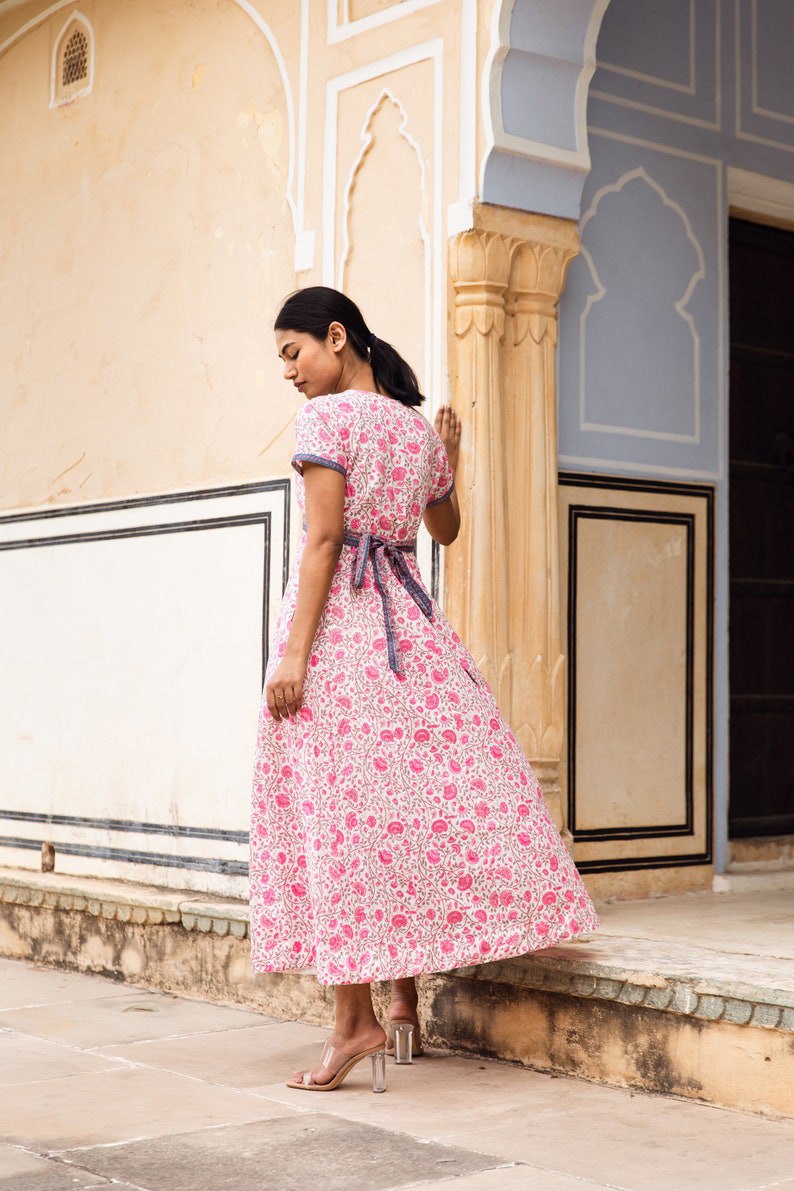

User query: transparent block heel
[371,1049,387,1092]
[392,1022,414,1065]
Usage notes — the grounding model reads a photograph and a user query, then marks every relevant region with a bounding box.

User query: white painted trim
[578,167,705,444]
[727,166,794,225]
[323,40,444,401]
[458,0,477,209]
[588,125,722,167]
[576,127,725,481]
[295,0,315,272]
[479,0,611,196]
[591,0,721,133]
[558,453,722,481]
[575,0,613,157]
[598,0,697,95]
[50,10,93,108]
[337,88,432,390]
[589,87,720,132]
[735,0,794,155]
[327,0,443,44]
[750,0,794,126]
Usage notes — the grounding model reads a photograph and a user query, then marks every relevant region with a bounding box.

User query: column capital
[449,228,511,338]
[506,239,577,346]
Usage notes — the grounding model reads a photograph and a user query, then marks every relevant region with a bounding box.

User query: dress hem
[249,912,601,987]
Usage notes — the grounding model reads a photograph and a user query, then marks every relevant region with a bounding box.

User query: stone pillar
[447,228,512,711]
[504,219,578,839]
[446,206,578,839]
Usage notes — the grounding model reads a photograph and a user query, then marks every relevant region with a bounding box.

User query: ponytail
[274,286,425,408]
[367,334,424,408]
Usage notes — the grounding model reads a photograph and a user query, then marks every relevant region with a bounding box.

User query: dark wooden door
[729,218,794,838]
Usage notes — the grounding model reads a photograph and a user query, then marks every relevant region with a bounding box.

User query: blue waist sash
[343,530,433,674]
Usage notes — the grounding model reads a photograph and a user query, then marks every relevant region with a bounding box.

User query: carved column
[446,206,578,840]
[447,229,512,710]
[504,226,577,840]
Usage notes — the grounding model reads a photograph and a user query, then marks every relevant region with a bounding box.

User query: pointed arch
[50,11,93,107]
[481,0,613,218]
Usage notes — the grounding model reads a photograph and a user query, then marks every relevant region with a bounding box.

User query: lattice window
[62,30,88,87]
[52,16,93,107]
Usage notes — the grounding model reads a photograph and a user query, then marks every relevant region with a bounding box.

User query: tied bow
[344,530,433,673]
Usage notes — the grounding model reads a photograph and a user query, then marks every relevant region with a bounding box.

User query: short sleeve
[426,434,455,506]
[291,401,349,477]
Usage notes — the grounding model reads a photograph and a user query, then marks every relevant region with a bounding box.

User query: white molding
[327,0,442,45]
[750,0,794,126]
[295,0,314,271]
[727,166,794,225]
[458,0,477,209]
[574,127,725,481]
[598,0,696,95]
[588,125,723,167]
[50,10,93,108]
[480,0,611,198]
[578,167,705,444]
[591,0,721,133]
[558,453,722,481]
[735,0,794,155]
[323,40,443,401]
[337,88,432,390]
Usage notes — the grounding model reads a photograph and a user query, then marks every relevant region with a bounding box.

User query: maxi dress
[249,389,600,985]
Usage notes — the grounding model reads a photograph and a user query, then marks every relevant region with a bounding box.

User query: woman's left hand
[266,656,307,722]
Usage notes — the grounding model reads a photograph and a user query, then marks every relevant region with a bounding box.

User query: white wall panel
[0,482,289,897]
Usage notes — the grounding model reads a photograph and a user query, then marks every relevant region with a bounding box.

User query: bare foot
[434,404,461,473]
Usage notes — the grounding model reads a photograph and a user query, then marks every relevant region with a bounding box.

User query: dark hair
[274,285,425,407]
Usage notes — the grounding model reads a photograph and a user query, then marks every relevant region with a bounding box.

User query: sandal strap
[319,1041,347,1072]
[300,1041,353,1086]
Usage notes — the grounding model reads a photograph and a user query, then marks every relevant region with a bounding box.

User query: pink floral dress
[249,389,599,985]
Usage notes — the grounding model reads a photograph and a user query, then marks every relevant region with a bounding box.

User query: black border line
[431,538,440,601]
[567,505,696,841]
[0,809,248,843]
[560,473,714,875]
[0,835,247,876]
[0,480,295,877]
[0,479,289,524]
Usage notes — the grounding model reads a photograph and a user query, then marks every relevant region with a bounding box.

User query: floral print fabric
[249,389,599,985]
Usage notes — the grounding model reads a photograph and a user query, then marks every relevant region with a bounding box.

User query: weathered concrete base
[422,972,794,1120]
[2,866,792,1119]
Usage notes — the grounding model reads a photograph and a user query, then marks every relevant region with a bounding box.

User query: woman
[249,286,599,1092]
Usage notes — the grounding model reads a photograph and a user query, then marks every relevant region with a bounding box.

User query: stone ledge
[2,865,792,1116]
[0,867,248,938]
[461,937,794,1032]
[1,866,791,1032]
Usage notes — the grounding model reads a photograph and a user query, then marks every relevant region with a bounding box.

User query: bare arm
[265,462,345,722]
[422,404,462,546]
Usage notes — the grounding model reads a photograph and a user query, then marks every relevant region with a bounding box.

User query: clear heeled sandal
[386,1020,423,1063]
[286,1040,386,1092]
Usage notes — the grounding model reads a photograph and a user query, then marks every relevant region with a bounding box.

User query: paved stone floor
[1,956,793,1191]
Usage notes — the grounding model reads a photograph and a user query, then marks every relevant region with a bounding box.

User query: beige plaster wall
[1,0,301,510]
[1,0,484,513]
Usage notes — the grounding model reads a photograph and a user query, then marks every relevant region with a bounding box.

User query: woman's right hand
[266,654,307,722]
[434,404,462,473]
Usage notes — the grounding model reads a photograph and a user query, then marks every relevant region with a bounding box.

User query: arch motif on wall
[481,0,612,219]
[50,11,93,107]
[577,166,706,442]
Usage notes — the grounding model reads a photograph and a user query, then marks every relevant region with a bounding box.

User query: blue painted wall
[553,0,794,869]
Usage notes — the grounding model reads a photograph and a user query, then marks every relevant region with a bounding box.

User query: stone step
[1,866,791,1119]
